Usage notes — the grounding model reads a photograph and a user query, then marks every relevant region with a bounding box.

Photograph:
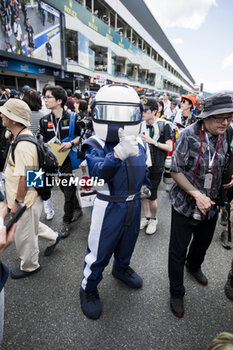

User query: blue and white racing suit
[81,135,151,292]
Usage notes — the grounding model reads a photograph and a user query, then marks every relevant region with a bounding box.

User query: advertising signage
[0,56,62,77]
[0,0,61,65]
[47,0,142,57]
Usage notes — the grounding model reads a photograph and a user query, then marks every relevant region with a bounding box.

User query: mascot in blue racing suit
[80,84,151,319]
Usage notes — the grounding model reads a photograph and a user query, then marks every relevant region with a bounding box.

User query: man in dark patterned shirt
[168,93,233,318]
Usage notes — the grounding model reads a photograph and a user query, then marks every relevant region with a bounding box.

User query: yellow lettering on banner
[64,5,77,18]
[47,27,59,37]
[118,42,124,48]
[88,21,98,32]
[106,33,113,41]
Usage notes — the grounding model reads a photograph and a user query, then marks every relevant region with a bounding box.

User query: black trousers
[168,206,218,297]
[59,161,81,223]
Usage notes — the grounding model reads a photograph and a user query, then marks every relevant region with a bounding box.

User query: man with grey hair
[168,93,233,317]
[193,96,204,116]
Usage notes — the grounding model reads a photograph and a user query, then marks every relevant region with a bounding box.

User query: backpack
[11,134,58,200]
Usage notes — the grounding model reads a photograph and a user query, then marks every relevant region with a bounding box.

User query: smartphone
[6,204,27,233]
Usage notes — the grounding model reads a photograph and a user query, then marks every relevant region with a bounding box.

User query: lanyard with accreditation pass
[193,123,221,197]
[204,132,221,192]
[51,113,62,142]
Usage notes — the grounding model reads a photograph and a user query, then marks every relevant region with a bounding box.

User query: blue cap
[22,85,30,92]
[10,89,20,95]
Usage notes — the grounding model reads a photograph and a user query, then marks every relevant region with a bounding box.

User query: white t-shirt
[13,22,22,41]
[163,100,172,118]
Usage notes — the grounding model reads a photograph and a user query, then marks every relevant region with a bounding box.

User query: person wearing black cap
[140,97,173,235]
[168,92,233,318]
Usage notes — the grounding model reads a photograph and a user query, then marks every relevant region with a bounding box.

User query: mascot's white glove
[114,128,139,161]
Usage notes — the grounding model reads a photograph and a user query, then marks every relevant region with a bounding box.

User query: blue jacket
[83,136,151,197]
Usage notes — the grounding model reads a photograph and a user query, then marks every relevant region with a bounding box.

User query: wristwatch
[70,141,74,147]
[15,199,24,205]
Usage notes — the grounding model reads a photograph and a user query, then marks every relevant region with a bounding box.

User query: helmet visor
[93,104,141,122]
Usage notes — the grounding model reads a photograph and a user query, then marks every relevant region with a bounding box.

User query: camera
[76,116,93,160]
[78,116,93,130]
[78,116,93,140]
[191,205,204,221]
[189,205,205,226]
[187,195,206,226]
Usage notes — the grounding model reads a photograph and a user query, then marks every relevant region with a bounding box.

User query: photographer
[39,85,82,238]
[168,93,233,318]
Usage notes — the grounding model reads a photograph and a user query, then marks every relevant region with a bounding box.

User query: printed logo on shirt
[48,121,53,128]
[26,169,44,188]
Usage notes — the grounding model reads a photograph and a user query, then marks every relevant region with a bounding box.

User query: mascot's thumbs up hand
[114,128,139,160]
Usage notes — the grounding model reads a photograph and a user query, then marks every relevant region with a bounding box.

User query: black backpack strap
[11,135,37,164]
[157,120,165,138]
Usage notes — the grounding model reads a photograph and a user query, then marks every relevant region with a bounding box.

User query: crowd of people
[0,0,55,59]
[0,82,233,348]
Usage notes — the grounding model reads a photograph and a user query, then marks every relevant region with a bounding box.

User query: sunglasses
[181,99,188,104]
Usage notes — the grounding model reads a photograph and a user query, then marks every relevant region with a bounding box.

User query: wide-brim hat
[199,92,233,119]
[0,98,31,127]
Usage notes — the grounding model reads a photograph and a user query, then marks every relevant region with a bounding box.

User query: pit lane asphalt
[1,188,233,350]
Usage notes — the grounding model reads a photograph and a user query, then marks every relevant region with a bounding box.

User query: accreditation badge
[204,172,212,189]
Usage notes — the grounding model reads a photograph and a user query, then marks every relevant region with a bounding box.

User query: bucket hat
[199,93,233,119]
[0,98,31,127]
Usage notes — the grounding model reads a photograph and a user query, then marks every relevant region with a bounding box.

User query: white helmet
[91,84,144,142]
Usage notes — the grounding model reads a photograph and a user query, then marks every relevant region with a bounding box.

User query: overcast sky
[144,0,233,93]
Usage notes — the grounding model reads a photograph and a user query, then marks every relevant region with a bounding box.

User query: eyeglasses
[211,115,232,123]
[43,95,54,100]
